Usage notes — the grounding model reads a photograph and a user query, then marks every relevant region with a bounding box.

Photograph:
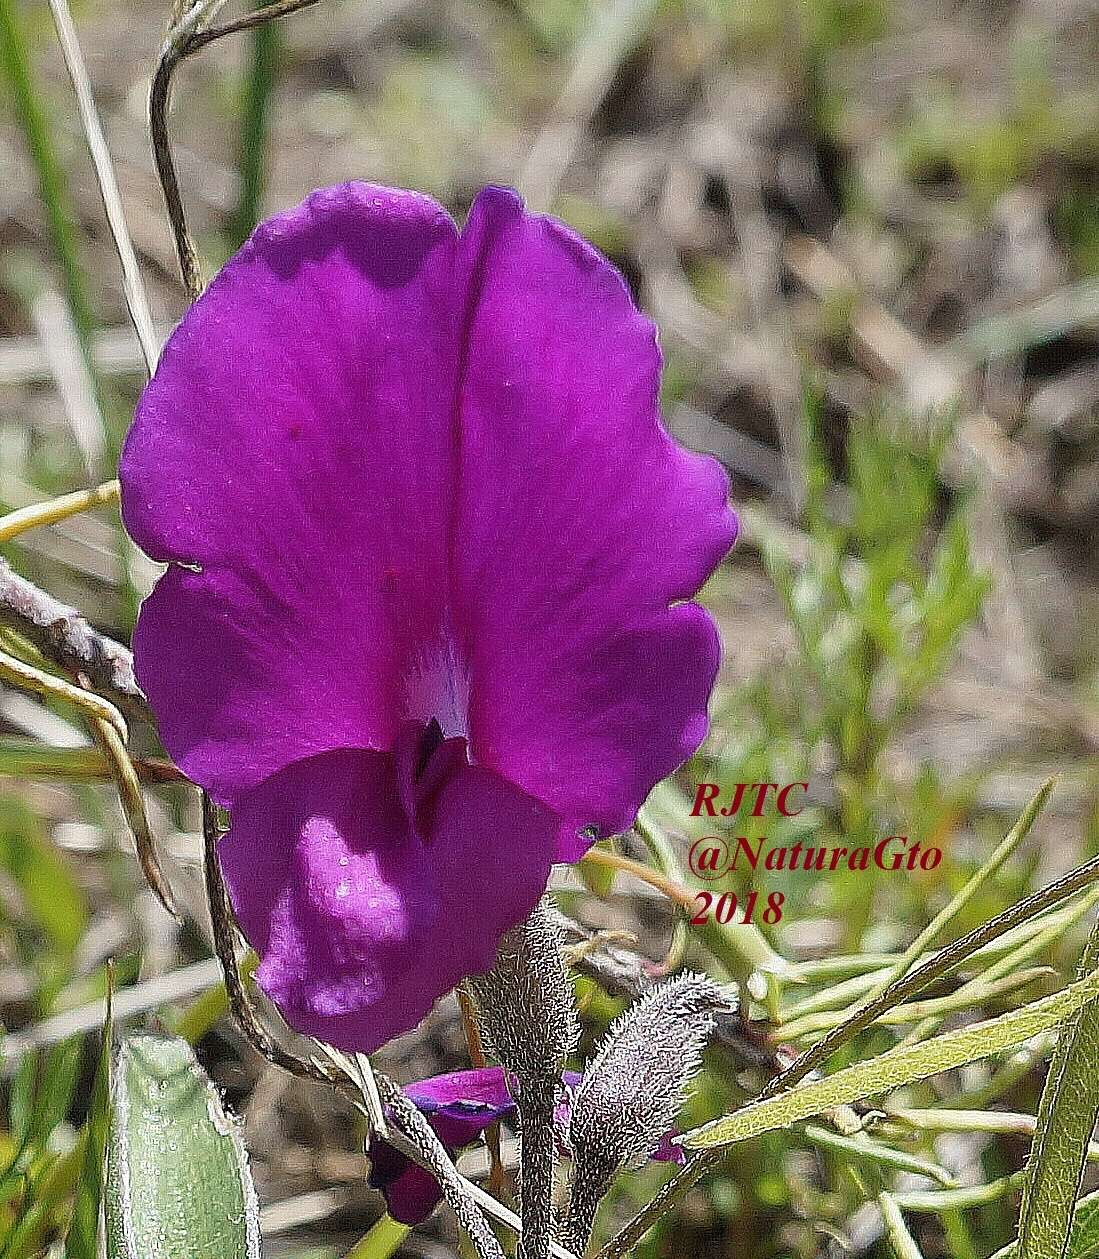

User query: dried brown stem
[150,0,320,299]
[0,556,147,720]
[458,984,508,1197]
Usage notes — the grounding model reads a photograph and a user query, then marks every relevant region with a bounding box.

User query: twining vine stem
[150,0,319,300]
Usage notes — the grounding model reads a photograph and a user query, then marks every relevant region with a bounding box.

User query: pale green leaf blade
[0,793,87,957]
[992,1189,1099,1259]
[684,964,1099,1150]
[1016,921,1099,1259]
[105,1032,260,1259]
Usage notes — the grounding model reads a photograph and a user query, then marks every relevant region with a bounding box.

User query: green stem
[0,0,97,358]
[227,1,280,249]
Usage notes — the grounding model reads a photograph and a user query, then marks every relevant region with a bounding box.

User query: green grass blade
[0,0,97,354]
[802,1125,956,1186]
[66,975,113,1259]
[227,1,280,249]
[0,793,87,958]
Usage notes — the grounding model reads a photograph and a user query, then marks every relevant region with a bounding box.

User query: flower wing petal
[217,746,557,1053]
[121,184,461,799]
[404,1066,514,1116]
[452,187,736,848]
[367,1140,444,1225]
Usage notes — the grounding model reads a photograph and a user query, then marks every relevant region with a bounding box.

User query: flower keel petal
[218,745,558,1052]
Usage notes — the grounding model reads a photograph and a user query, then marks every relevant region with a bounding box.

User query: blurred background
[1,0,1098,1255]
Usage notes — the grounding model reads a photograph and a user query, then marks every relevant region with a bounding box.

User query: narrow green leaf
[105,1032,260,1259]
[1016,917,1099,1259]
[0,0,97,349]
[780,966,1052,1040]
[992,1189,1099,1259]
[684,963,1099,1150]
[66,975,112,1259]
[27,1037,83,1148]
[892,1172,1025,1214]
[0,738,178,784]
[867,779,1053,1003]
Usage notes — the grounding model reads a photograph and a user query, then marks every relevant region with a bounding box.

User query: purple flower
[368,1066,683,1224]
[120,183,737,1053]
[368,1067,516,1225]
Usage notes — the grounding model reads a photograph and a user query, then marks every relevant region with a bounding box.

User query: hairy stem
[517,1096,557,1259]
[563,1165,606,1256]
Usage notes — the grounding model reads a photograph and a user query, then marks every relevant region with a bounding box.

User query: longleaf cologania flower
[367,1067,684,1225]
[120,183,737,1053]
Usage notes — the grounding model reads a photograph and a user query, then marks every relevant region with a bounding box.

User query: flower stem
[517,1096,557,1259]
[580,847,693,909]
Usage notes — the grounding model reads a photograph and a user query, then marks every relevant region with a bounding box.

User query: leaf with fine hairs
[683,962,1099,1151]
[105,1032,260,1259]
[1016,917,1099,1259]
[993,1189,1099,1259]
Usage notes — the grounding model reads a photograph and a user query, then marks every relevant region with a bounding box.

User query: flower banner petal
[451,187,736,848]
[121,185,461,799]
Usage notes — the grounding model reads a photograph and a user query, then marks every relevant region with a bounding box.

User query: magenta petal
[449,189,734,850]
[121,185,461,799]
[218,746,557,1052]
[405,1066,514,1117]
[367,1141,445,1225]
[369,1068,516,1224]
[652,1131,688,1165]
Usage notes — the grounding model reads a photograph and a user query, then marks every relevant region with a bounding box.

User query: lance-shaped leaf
[105,1032,260,1259]
[1016,919,1099,1259]
[684,962,1099,1150]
